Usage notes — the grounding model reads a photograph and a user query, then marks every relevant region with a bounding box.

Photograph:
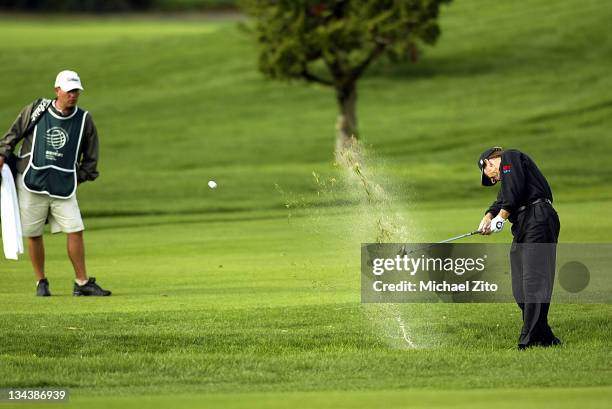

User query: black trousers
[510,202,560,346]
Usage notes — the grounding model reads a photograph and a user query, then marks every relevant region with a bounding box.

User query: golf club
[398,230,481,257]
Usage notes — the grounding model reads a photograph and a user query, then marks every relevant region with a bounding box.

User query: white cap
[54,70,84,92]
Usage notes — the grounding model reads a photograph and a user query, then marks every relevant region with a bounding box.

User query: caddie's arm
[0,104,33,168]
[76,115,100,184]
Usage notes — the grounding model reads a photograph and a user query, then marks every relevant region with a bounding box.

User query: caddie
[0,70,111,297]
[477,147,560,349]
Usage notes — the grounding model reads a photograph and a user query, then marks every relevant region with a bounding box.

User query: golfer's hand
[0,155,4,170]
[490,214,507,233]
[479,214,493,235]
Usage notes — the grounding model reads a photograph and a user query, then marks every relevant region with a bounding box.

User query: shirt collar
[51,100,75,117]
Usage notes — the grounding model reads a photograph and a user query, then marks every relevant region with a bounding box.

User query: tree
[241,0,451,156]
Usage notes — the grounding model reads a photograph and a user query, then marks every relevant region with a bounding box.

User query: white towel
[1,166,24,260]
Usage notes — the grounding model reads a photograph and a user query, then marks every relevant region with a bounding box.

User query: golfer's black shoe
[542,336,562,347]
[518,336,562,350]
[73,277,112,296]
[36,278,51,297]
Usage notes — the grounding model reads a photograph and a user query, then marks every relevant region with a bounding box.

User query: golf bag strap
[24,98,52,136]
[5,98,52,179]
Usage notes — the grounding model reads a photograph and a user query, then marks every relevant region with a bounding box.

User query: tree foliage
[241,0,452,153]
[242,0,450,87]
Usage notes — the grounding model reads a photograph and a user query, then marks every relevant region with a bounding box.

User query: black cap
[478,147,503,186]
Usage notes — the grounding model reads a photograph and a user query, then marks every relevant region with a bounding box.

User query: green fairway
[0,0,611,407]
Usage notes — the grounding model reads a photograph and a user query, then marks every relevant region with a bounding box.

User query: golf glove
[490,215,507,233]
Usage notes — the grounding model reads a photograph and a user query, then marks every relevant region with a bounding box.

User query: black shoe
[519,336,562,350]
[36,278,51,297]
[518,343,530,350]
[542,336,562,347]
[73,277,112,296]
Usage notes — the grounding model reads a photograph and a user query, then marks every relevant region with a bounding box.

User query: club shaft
[397,230,481,257]
[437,230,480,244]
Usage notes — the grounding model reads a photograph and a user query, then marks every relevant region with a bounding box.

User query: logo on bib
[46,127,69,150]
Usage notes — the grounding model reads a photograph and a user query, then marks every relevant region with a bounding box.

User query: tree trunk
[335,83,358,157]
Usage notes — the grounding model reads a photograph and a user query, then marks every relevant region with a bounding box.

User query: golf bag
[4,98,52,181]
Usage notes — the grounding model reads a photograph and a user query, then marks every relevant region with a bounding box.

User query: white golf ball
[208,180,217,189]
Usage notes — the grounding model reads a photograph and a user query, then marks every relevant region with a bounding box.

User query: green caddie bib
[23,106,87,199]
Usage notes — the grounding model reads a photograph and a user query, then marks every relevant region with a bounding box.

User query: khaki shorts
[16,173,85,237]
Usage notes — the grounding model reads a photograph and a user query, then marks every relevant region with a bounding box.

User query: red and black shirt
[486,149,553,218]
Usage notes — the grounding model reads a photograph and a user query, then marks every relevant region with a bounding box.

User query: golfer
[0,70,111,297]
[477,147,560,349]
